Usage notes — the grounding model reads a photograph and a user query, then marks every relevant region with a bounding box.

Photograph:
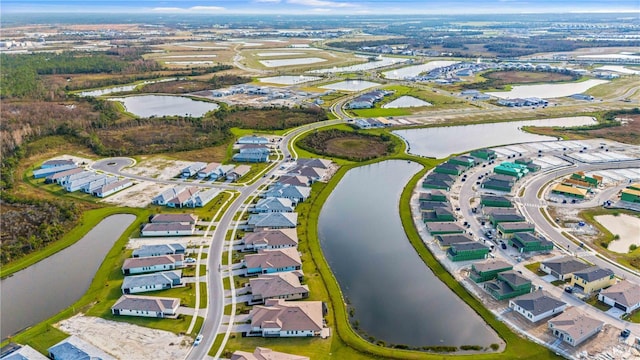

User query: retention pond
[0,214,136,339]
[318,161,500,347]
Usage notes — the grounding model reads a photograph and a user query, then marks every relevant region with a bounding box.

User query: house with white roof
[231,347,308,360]
[509,290,567,323]
[261,184,310,204]
[122,255,184,275]
[247,212,298,231]
[182,162,207,178]
[152,186,187,206]
[121,270,182,294]
[252,197,295,213]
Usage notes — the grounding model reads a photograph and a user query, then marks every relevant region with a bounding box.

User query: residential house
[249,272,310,303]
[419,191,447,202]
[141,223,194,237]
[150,214,197,224]
[253,198,295,213]
[48,336,115,360]
[570,172,602,187]
[82,176,117,194]
[515,157,540,172]
[489,213,525,226]
[132,243,186,258]
[243,248,302,276]
[508,232,553,253]
[262,184,310,204]
[231,347,309,360]
[152,186,187,206]
[548,307,604,347]
[233,151,269,163]
[247,212,298,231]
[597,280,640,314]
[470,148,496,160]
[33,164,77,179]
[540,257,591,281]
[241,229,299,252]
[167,187,199,208]
[422,207,456,222]
[296,158,331,169]
[111,295,180,318]
[286,166,326,182]
[485,270,532,300]
[481,207,520,217]
[621,188,640,203]
[497,223,535,239]
[41,159,76,168]
[482,176,515,193]
[2,345,48,360]
[45,167,83,184]
[122,255,183,275]
[277,175,312,187]
[227,165,252,181]
[435,234,474,249]
[447,242,490,262]
[470,260,513,283]
[186,188,221,208]
[65,174,105,192]
[509,290,567,323]
[57,170,92,186]
[93,179,133,198]
[420,201,452,213]
[248,299,325,337]
[481,195,513,208]
[422,177,453,191]
[570,266,616,294]
[426,222,466,235]
[238,136,269,145]
[182,162,207,177]
[197,162,222,179]
[121,270,182,294]
[493,162,529,179]
[210,165,235,180]
[449,156,476,168]
[433,162,466,176]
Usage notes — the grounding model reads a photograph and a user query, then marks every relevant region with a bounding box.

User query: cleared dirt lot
[100,181,171,208]
[123,157,192,180]
[57,314,192,360]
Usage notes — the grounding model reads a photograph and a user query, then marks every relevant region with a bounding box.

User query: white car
[185,258,196,264]
[194,334,203,346]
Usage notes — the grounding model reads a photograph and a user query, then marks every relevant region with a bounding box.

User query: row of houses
[33,159,133,198]
[152,186,222,208]
[497,97,548,107]
[346,90,394,109]
[182,161,252,181]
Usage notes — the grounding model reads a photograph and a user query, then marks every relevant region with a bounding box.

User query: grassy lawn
[523,262,546,277]
[199,282,208,308]
[626,309,640,323]
[585,296,612,312]
[148,285,198,308]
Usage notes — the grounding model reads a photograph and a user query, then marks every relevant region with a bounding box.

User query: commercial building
[551,184,587,199]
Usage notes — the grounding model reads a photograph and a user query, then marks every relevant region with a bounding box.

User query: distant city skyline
[2,0,639,15]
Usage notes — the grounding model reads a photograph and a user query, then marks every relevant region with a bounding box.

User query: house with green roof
[470,260,513,283]
[449,155,477,168]
[434,162,466,176]
[470,148,496,160]
[435,234,474,250]
[621,188,640,203]
[419,191,447,202]
[426,222,466,235]
[489,212,526,226]
[481,195,513,208]
[447,242,490,262]
[515,157,541,172]
[494,162,529,179]
[509,232,554,253]
[482,176,514,192]
[422,207,456,222]
[484,270,532,300]
[497,222,535,239]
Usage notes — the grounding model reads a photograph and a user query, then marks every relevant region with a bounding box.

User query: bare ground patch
[56,314,192,360]
[100,181,172,208]
[124,158,192,180]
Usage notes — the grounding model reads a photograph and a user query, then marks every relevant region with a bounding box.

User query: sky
[2,0,639,15]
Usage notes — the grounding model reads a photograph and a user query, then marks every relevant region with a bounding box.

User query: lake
[319,161,500,347]
[78,78,176,97]
[394,116,596,158]
[383,61,459,80]
[257,52,304,57]
[486,79,608,99]
[309,56,408,74]
[319,80,380,92]
[110,95,219,118]
[259,57,327,67]
[258,75,321,85]
[0,214,136,339]
[382,95,432,108]
[596,65,640,75]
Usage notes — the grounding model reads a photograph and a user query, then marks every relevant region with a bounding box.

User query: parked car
[564,286,573,294]
[194,334,203,346]
[185,258,196,264]
[621,329,631,338]
[501,243,507,250]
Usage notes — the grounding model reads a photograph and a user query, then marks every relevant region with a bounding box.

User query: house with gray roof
[57,170,93,186]
[111,295,180,318]
[247,213,298,231]
[45,167,83,184]
[470,259,513,283]
[485,270,532,300]
[286,166,326,182]
[150,214,197,224]
[66,174,105,192]
[182,162,207,178]
[548,307,603,347]
[243,248,302,276]
[132,243,185,258]
[152,186,187,206]
[242,229,299,252]
[33,164,77,179]
[48,335,115,360]
[231,347,309,360]
[93,179,133,198]
[41,159,76,168]
[277,175,312,187]
[122,255,184,275]
[248,299,326,338]
[227,165,252,181]
[570,266,616,294]
[1,344,48,360]
[509,290,567,322]
[597,280,640,314]
[296,158,331,169]
[249,272,309,304]
[434,234,473,249]
[122,270,182,294]
[82,176,117,194]
[141,222,194,237]
[167,187,199,208]
[261,185,310,204]
[540,256,591,281]
[252,198,295,213]
[186,188,221,208]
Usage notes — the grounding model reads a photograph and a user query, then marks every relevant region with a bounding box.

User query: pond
[78,78,177,97]
[382,95,432,108]
[394,116,597,158]
[486,79,608,99]
[383,61,459,80]
[319,80,380,92]
[309,56,408,74]
[596,65,640,75]
[0,214,136,339]
[594,214,640,253]
[258,75,321,85]
[257,52,304,57]
[109,95,219,118]
[259,57,327,68]
[319,161,500,347]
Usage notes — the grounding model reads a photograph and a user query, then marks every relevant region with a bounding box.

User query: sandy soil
[56,314,192,360]
[594,214,640,253]
[100,181,172,208]
[127,236,209,250]
[123,158,193,180]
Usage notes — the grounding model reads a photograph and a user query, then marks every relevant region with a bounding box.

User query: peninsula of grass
[459,70,579,92]
[297,128,396,161]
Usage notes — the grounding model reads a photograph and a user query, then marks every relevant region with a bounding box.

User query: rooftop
[552,184,588,197]
[243,229,298,247]
[122,271,181,290]
[511,290,566,316]
[542,256,591,276]
[573,266,615,282]
[251,299,323,332]
[548,307,604,341]
[122,255,183,270]
[111,294,180,313]
[48,335,116,360]
[472,259,512,273]
[599,280,640,308]
[231,347,309,360]
[250,272,309,299]
[244,248,302,270]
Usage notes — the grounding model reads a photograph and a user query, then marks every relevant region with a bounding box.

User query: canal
[1,214,136,339]
[318,161,500,347]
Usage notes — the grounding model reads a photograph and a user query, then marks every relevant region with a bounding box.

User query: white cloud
[254,0,282,2]
[152,6,225,13]
[189,6,225,12]
[312,8,332,12]
[287,0,356,8]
